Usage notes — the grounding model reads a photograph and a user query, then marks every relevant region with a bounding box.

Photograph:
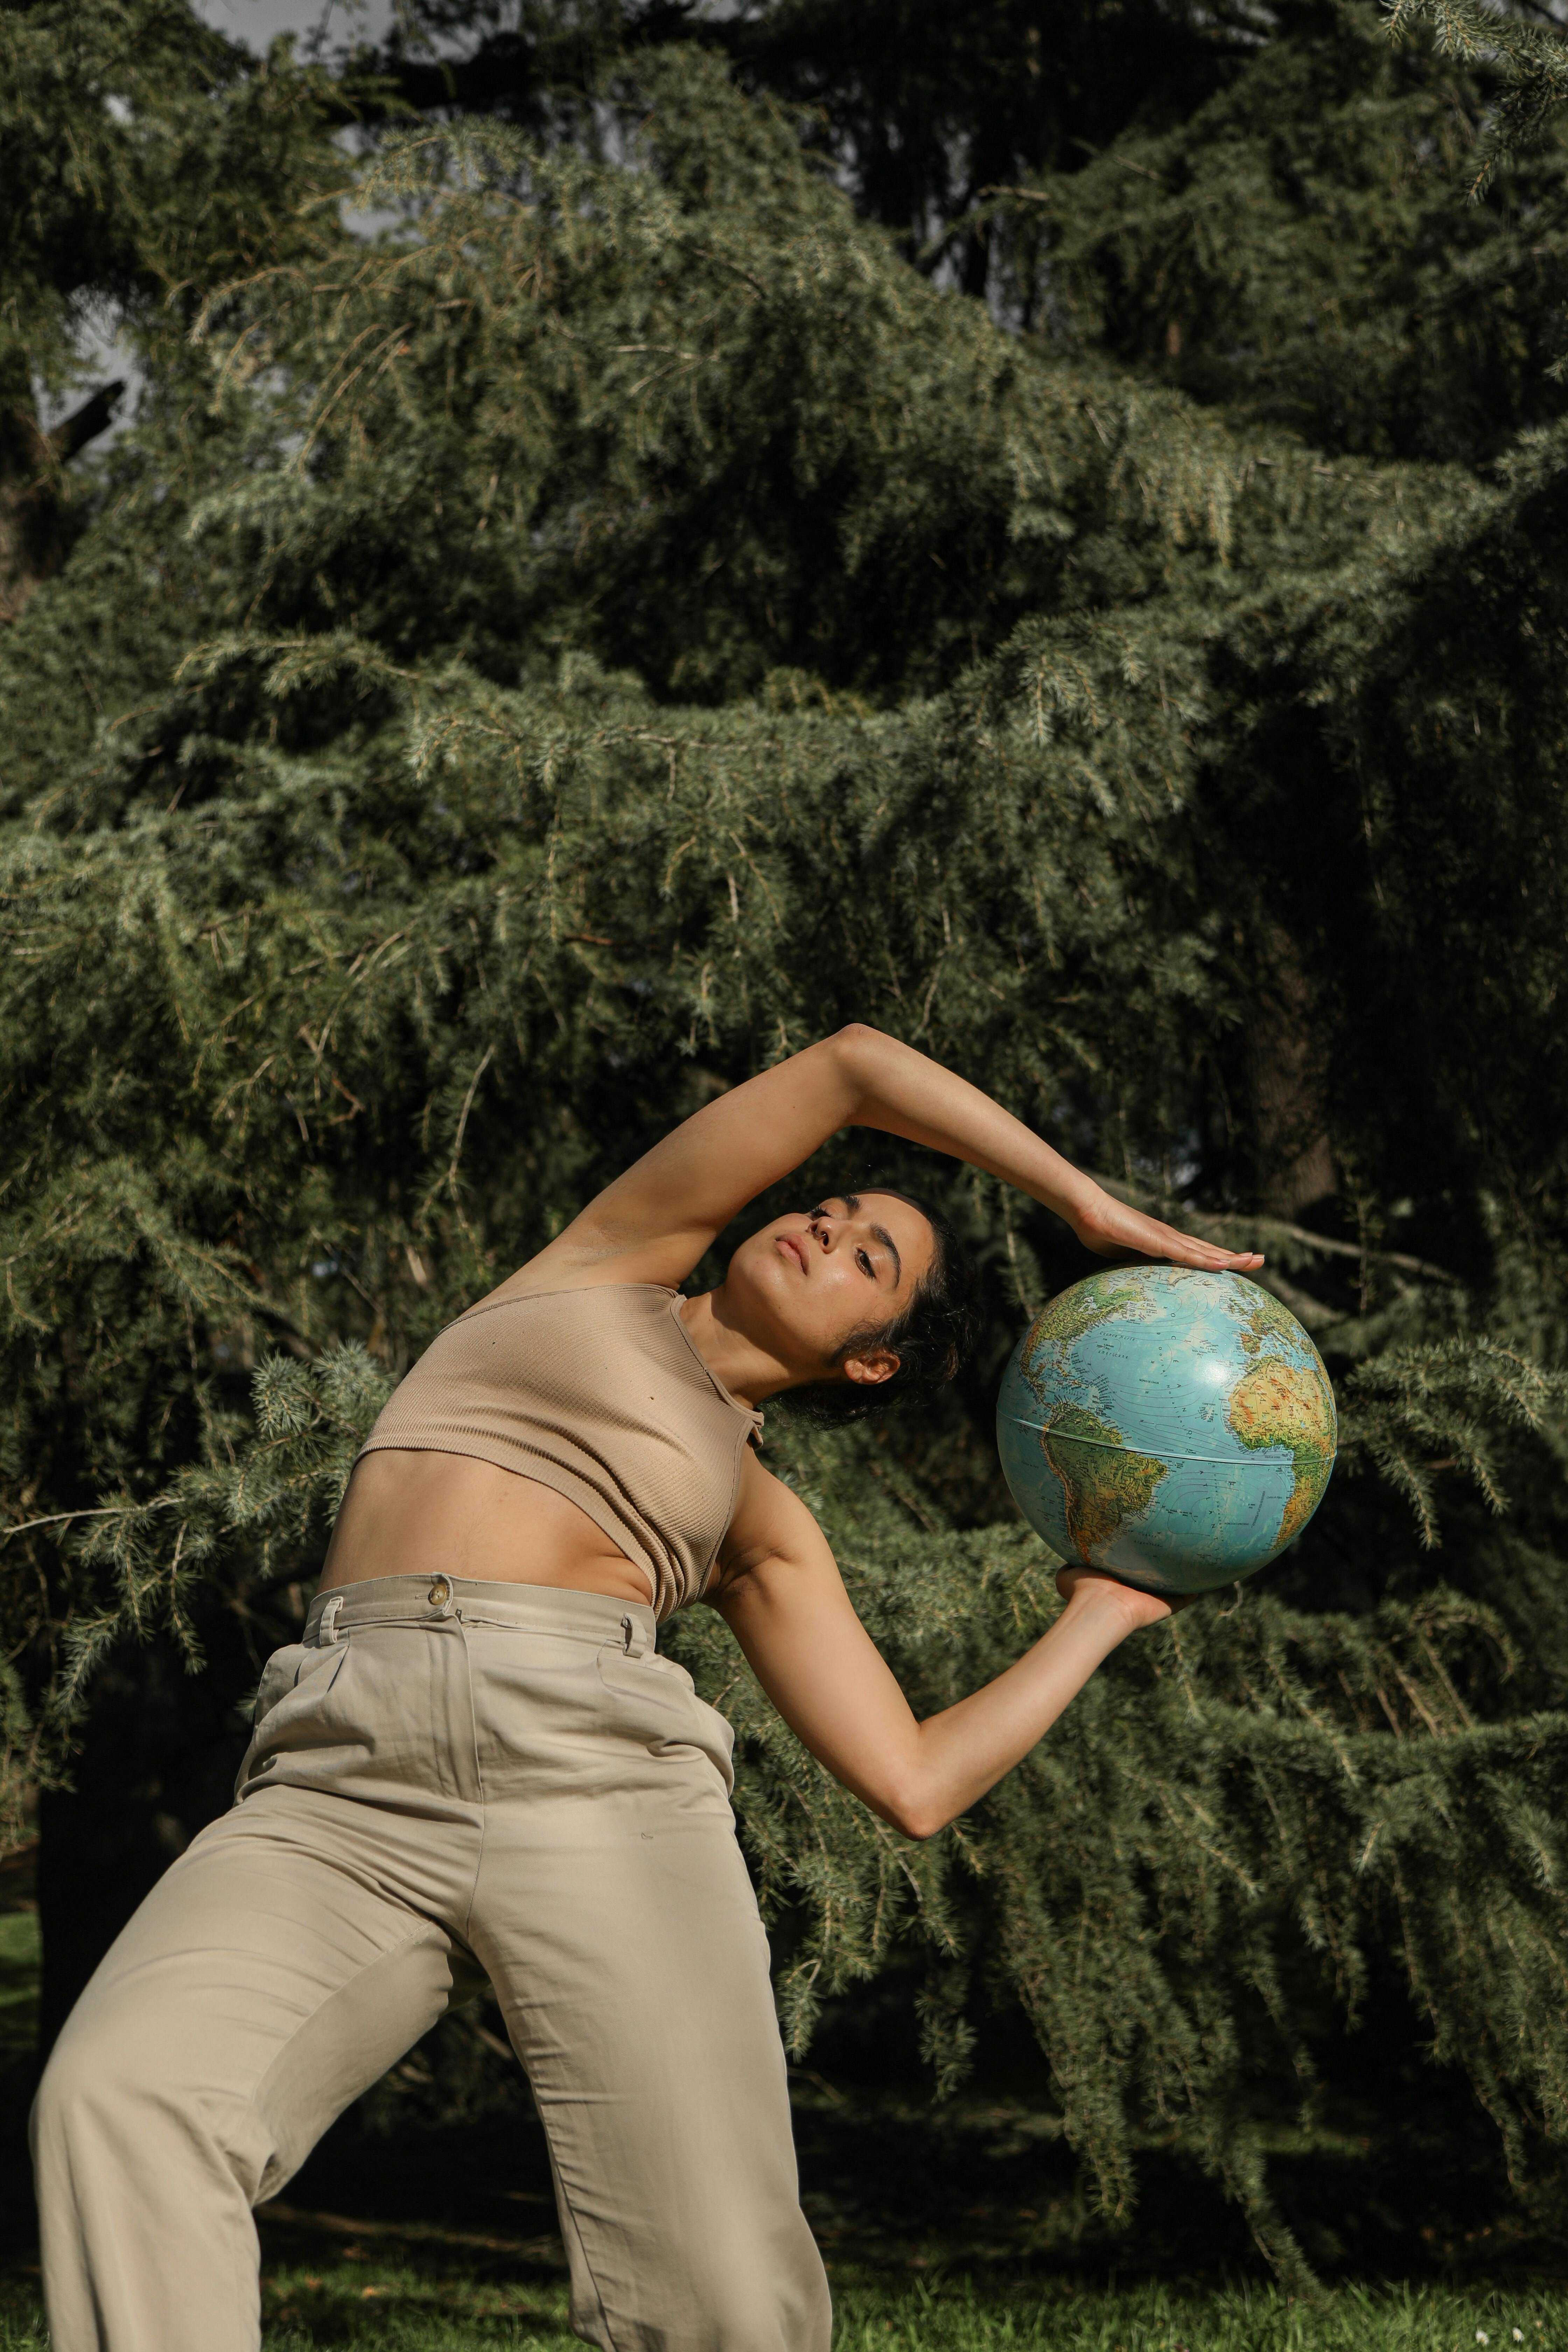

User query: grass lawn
[5,1901,1568,2347]
[0,2266,1564,2347]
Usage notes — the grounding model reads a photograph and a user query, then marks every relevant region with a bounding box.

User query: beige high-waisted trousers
[31,1575,832,2352]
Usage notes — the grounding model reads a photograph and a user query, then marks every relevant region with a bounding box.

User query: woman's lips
[779,1234,808,1273]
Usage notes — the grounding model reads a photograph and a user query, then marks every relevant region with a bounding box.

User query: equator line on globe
[996,1266,1337,1596]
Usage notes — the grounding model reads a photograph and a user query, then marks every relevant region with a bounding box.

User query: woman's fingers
[1073,1194,1263,1272]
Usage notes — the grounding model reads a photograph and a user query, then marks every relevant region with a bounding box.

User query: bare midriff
[318,1450,656,1608]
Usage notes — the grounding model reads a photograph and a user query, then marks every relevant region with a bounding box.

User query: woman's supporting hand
[1055,1564,1188,1624]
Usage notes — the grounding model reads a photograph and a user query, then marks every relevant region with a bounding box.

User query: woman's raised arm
[520,1025,1261,1291]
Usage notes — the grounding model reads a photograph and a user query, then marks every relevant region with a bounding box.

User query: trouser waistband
[303,1575,658,1657]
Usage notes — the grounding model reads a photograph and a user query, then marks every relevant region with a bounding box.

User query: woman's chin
[730,1262,827,1361]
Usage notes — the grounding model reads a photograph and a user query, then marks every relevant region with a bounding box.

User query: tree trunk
[1248,927,1337,1217]
[0,377,125,625]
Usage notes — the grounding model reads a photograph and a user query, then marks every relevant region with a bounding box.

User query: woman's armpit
[713,1456,827,1592]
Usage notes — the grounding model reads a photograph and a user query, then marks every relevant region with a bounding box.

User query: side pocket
[595,1642,689,1714]
[251,1643,306,1731]
[237,1642,352,1799]
[251,1636,350,1729]
[643,1652,698,1699]
[595,1641,736,1793]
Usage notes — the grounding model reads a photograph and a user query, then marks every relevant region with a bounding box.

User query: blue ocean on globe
[995,1266,1337,1595]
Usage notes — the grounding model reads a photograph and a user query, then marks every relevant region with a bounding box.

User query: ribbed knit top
[355,1283,763,1620]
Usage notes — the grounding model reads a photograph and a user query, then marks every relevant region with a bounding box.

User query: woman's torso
[321,1280,761,1617]
[321,1450,657,1604]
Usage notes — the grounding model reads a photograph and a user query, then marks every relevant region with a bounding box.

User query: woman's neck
[677,1287,803,1408]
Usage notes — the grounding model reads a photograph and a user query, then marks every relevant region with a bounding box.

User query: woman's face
[726,1192,937,1389]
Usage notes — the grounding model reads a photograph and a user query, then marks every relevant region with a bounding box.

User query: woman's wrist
[1058,1567,1169,1643]
[1018,1143,1104,1234]
[1052,1172,1106,1237]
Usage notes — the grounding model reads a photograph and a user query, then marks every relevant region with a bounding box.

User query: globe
[996,1266,1337,1595]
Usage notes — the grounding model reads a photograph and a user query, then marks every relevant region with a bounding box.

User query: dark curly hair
[793,1184,979,1424]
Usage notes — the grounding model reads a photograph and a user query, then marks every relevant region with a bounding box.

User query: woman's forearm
[536,1021,1257,1284]
[836,1025,1100,1229]
[833,1024,1262,1272]
[720,1508,1176,1847]
[893,1582,1147,1839]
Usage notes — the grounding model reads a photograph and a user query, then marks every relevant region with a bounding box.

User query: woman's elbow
[878,1784,950,1842]
[898,1807,948,1842]
[829,1020,891,1066]
[825,1021,899,1106]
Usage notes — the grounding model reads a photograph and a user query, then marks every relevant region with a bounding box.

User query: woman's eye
[857,1249,873,1276]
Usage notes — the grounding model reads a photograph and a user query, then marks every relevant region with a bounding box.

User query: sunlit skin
[321,1192,933,1606]
[686,1191,939,1396]
[324,1025,1261,1837]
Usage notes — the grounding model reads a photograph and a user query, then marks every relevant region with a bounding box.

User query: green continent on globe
[1234,1287,1311,1360]
[1227,1359,1335,1547]
[1023,1273,1148,1393]
[1041,1403,1169,1562]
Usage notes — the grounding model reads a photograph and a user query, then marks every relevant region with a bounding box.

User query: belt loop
[318,1594,344,1646]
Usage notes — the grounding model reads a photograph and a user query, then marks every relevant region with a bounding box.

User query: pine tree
[0,0,346,620]
[363,0,1261,294]
[0,0,359,2028]
[998,0,1568,463]
[4,6,1568,2276]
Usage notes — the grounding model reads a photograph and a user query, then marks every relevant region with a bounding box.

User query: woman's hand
[1055,1564,1189,1627]
[1070,1183,1263,1274]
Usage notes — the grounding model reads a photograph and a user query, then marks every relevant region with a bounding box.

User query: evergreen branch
[1385,0,1568,190]
[0,1500,170,1546]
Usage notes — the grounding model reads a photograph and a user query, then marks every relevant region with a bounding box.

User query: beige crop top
[355,1283,763,1619]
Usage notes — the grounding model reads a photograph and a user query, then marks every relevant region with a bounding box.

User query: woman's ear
[841,1347,900,1388]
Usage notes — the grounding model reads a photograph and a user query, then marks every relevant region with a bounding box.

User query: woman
[33,1025,1261,2352]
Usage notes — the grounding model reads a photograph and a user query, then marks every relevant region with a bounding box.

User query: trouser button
[428,1574,453,1614]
